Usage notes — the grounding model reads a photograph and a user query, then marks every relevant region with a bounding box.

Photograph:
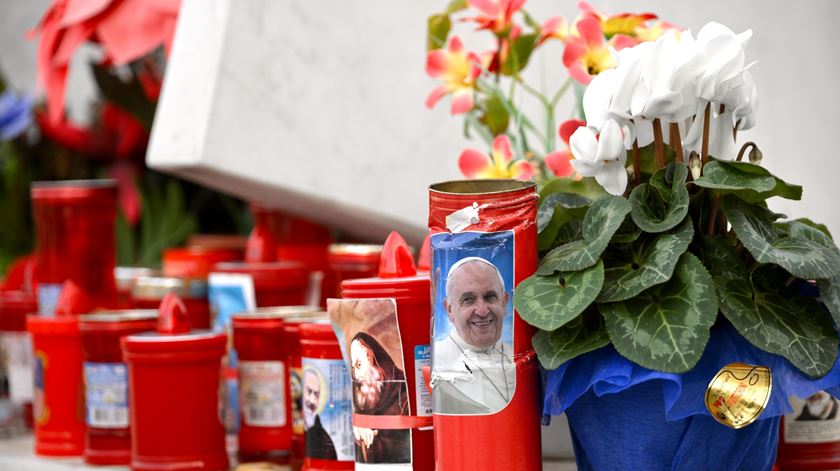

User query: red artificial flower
[426,36,483,115]
[459,135,534,180]
[31,0,180,123]
[544,119,585,177]
[464,0,526,36]
[562,17,616,85]
[577,1,657,39]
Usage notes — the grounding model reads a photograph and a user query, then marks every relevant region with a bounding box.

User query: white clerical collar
[449,330,504,355]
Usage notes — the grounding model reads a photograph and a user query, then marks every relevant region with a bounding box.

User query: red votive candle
[214,262,309,307]
[335,232,434,470]
[0,291,37,430]
[299,321,354,470]
[122,294,228,471]
[31,180,118,315]
[232,306,320,464]
[26,315,85,456]
[326,244,382,298]
[79,310,157,465]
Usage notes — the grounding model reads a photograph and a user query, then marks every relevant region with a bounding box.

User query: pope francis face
[444,259,508,349]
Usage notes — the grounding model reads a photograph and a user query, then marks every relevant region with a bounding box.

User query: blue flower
[0,91,33,141]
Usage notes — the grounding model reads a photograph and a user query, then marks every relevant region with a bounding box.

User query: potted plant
[426,2,840,469]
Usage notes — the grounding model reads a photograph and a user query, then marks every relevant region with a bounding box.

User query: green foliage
[723,196,840,279]
[600,253,718,373]
[694,159,802,203]
[629,162,689,233]
[515,260,603,331]
[500,34,539,76]
[597,217,693,303]
[427,13,452,51]
[479,95,510,136]
[117,177,197,267]
[91,63,156,130]
[538,195,631,273]
[700,237,838,377]
[532,309,610,370]
[527,162,840,377]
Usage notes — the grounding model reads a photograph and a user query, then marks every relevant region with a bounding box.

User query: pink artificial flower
[634,21,683,42]
[577,1,657,39]
[31,0,181,123]
[464,0,526,36]
[426,36,483,115]
[562,17,616,85]
[459,135,535,180]
[544,119,585,177]
[539,16,569,44]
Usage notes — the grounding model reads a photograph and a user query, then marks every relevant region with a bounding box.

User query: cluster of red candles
[0,178,555,471]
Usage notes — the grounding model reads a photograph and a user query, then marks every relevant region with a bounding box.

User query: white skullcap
[445,256,506,301]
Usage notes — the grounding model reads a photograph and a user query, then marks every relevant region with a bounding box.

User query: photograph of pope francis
[431,232,516,415]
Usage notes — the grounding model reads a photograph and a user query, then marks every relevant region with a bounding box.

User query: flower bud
[689,152,702,180]
[749,146,763,165]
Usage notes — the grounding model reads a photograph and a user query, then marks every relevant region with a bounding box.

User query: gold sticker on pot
[705,362,772,429]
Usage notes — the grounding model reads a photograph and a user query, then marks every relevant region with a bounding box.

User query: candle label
[784,392,840,443]
[84,362,129,428]
[301,357,353,462]
[239,360,286,427]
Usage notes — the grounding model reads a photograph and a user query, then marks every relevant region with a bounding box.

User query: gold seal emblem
[705,363,772,429]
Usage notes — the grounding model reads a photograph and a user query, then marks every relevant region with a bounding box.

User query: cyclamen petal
[595,162,628,196]
[595,120,625,163]
[570,158,599,177]
[570,126,599,162]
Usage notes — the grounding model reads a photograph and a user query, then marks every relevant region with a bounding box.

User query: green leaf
[597,217,694,303]
[479,94,510,136]
[700,237,838,377]
[538,195,632,274]
[789,218,834,241]
[445,0,467,13]
[600,253,718,373]
[515,260,603,330]
[137,179,197,266]
[427,14,451,51]
[636,143,676,175]
[694,159,802,203]
[723,196,840,279]
[532,309,610,370]
[537,192,590,233]
[91,63,156,130]
[540,176,607,201]
[610,215,641,244]
[629,162,689,233]
[501,34,538,76]
[818,277,840,327]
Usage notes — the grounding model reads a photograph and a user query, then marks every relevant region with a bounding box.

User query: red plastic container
[232,306,320,463]
[122,294,228,471]
[281,313,330,468]
[131,276,210,329]
[299,321,354,470]
[777,392,840,470]
[0,291,37,429]
[162,247,241,279]
[428,180,542,471]
[338,232,434,470]
[31,180,118,315]
[214,262,309,307]
[326,244,382,298]
[79,310,158,465]
[26,315,85,456]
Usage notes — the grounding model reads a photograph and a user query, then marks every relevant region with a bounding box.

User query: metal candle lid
[705,362,772,429]
[132,276,208,300]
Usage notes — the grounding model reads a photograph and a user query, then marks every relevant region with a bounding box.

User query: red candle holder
[79,310,157,465]
[131,276,211,329]
[121,294,228,471]
[31,180,118,315]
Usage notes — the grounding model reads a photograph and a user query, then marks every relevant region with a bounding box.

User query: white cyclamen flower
[721,70,758,130]
[630,30,704,122]
[694,22,754,102]
[570,120,628,196]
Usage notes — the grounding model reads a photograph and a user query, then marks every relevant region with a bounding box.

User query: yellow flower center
[583,47,616,76]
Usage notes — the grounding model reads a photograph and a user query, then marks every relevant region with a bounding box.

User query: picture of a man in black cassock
[796,391,839,421]
[303,368,337,460]
[350,332,411,464]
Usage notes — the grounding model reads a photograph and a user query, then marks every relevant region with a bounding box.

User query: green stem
[550,77,574,108]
